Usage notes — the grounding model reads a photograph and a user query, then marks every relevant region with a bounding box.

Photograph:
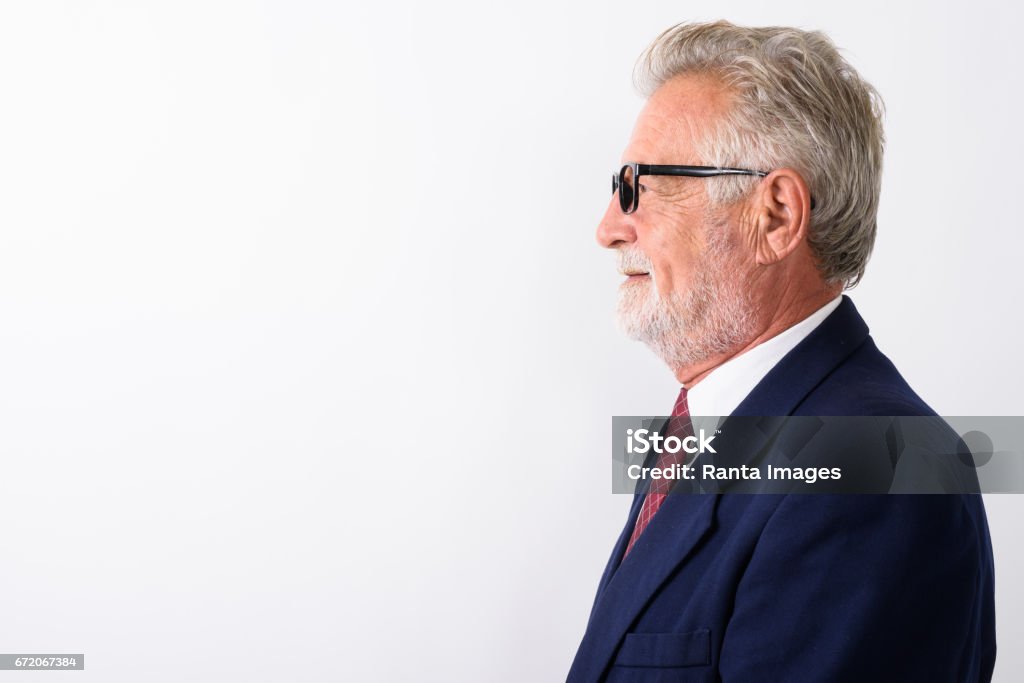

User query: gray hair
[635,21,885,288]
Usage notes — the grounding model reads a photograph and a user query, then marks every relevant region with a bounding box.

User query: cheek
[634,202,707,294]
[645,236,702,298]
[652,261,693,299]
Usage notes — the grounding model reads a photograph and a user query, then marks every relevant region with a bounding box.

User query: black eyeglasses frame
[611,162,769,215]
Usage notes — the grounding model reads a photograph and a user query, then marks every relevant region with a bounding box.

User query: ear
[751,169,813,266]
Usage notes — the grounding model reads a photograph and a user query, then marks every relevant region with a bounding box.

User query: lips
[618,248,653,279]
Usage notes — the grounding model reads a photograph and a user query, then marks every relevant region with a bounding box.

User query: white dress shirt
[686,296,843,418]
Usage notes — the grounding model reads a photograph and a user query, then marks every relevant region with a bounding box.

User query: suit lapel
[570,493,717,681]
[591,417,672,605]
[590,491,643,613]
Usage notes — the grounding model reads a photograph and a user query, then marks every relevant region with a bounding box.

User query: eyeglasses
[611,162,768,214]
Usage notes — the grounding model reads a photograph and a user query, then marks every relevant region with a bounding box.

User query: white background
[0,1,1021,681]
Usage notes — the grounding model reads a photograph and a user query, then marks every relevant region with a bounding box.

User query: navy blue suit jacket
[568,297,996,682]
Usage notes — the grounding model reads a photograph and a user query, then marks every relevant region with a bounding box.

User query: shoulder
[797,335,937,416]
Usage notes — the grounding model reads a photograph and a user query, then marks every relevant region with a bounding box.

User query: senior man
[569,21,996,683]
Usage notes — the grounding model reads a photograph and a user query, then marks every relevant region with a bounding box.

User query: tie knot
[671,387,690,418]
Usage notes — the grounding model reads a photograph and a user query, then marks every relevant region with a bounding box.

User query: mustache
[618,248,653,275]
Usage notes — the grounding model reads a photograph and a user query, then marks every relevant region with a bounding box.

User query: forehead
[624,73,734,164]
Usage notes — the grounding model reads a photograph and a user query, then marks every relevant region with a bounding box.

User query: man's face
[597,74,758,371]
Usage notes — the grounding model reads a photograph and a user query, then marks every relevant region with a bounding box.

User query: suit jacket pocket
[613,629,711,668]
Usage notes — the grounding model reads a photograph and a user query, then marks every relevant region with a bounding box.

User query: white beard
[616,228,758,370]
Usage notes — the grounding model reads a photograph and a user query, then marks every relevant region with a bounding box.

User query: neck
[673,286,840,387]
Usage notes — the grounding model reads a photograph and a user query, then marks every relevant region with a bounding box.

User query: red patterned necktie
[623,387,694,557]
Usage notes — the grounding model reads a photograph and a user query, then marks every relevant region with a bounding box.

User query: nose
[596,195,637,249]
